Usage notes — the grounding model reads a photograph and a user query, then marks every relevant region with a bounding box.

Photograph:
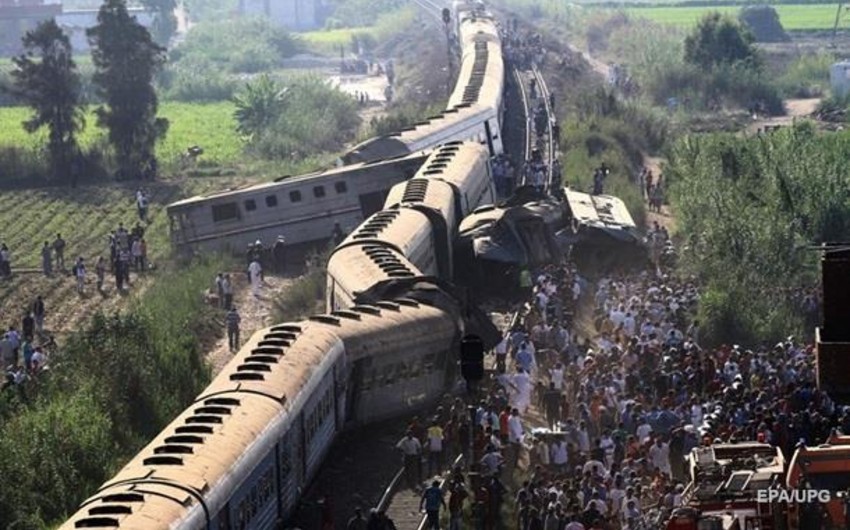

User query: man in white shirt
[550,437,568,473]
[480,446,504,476]
[648,438,671,476]
[248,259,262,297]
[636,418,653,444]
[549,362,565,391]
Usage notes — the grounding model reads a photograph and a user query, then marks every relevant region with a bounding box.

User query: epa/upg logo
[756,489,833,504]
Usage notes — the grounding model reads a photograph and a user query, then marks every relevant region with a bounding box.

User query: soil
[205,273,296,375]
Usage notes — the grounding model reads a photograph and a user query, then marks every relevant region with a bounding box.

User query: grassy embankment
[621,3,838,29]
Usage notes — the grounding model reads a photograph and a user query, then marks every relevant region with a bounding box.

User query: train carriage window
[212,202,240,223]
[289,190,302,203]
[265,195,278,207]
[313,186,326,198]
[334,181,348,194]
[244,199,256,212]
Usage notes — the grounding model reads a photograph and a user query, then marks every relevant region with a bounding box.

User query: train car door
[358,191,388,217]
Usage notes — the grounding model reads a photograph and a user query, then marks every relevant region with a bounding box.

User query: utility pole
[442,8,453,98]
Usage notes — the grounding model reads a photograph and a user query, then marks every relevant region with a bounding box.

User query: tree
[139,0,177,46]
[88,0,169,180]
[684,12,760,70]
[232,74,288,139]
[10,19,84,186]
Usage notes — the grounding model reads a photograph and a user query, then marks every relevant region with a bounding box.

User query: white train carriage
[416,141,495,217]
[449,15,504,115]
[325,243,423,310]
[60,323,347,530]
[61,297,462,530]
[343,103,503,165]
[336,208,443,278]
[166,152,427,254]
[318,300,460,424]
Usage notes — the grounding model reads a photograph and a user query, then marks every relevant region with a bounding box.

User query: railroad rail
[514,61,557,194]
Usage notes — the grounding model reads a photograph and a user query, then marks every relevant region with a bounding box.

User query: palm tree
[232,74,288,140]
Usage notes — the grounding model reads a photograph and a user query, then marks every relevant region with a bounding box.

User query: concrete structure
[56,7,154,52]
[239,0,319,30]
[0,0,61,56]
[830,61,850,98]
[0,0,153,56]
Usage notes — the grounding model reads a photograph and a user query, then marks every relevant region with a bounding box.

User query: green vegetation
[776,50,834,97]
[622,4,838,30]
[9,20,84,186]
[602,12,782,114]
[558,89,666,227]
[684,12,759,69]
[0,257,222,528]
[88,0,169,180]
[0,102,242,182]
[169,17,300,75]
[323,0,405,28]
[667,122,847,344]
[272,251,328,321]
[241,76,360,160]
[302,7,416,55]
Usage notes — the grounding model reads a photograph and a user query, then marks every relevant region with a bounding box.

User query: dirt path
[747,97,821,133]
[642,155,676,233]
[205,273,296,375]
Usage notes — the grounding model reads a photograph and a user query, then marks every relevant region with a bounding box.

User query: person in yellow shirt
[426,419,445,477]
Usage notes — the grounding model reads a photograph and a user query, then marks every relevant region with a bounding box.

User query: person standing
[131,238,143,272]
[248,258,262,297]
[226,306,241,352]
[53,233,66,272]
[426,419,444,477]
[136,189,149,222]
[222,274,233,310]
[74,257,86,294]
[41,242,52,277]
[272,235,286,274]
[448,482,468,530]
[22,312,34,342]
[215,273,225,308]
[32,296,45,335]
[397,430,423,488]
[420,480,447,530]
[95,256,106,292]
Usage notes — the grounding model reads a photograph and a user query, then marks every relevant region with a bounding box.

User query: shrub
[169,17,301,75]
[666,123,850,344]
[245,76,360,159]
[273,250,327,321]
[777,51,833,99]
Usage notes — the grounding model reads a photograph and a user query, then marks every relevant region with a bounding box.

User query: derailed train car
[60,294,466,530]
[167,153,427,254]
[59,7,504,530]
[167,8,504,255]
[456,187,645,293]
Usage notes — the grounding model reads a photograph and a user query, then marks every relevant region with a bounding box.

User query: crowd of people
[2,296,51,393]
[377,230,836,530]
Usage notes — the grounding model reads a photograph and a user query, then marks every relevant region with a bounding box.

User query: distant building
[57,7,154,52]
[830,61,850,98]
[238,0,319,30]
[0,0,153,56]
[0,0,61,56]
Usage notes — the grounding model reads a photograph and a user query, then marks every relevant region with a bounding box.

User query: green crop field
[622,4,839,29]
[0,175,250,336]
[0,101,242,166]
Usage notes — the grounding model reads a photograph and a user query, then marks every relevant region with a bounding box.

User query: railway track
[514,62,558,194]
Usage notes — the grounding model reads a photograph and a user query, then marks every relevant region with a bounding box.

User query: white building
[830,61,850,99]
[239,0,318,30]
[57,7,154,52]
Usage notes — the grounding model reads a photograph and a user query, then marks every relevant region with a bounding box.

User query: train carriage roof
[340,136,412,165]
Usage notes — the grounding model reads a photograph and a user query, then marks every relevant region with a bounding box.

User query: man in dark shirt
[420,480,446,530]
